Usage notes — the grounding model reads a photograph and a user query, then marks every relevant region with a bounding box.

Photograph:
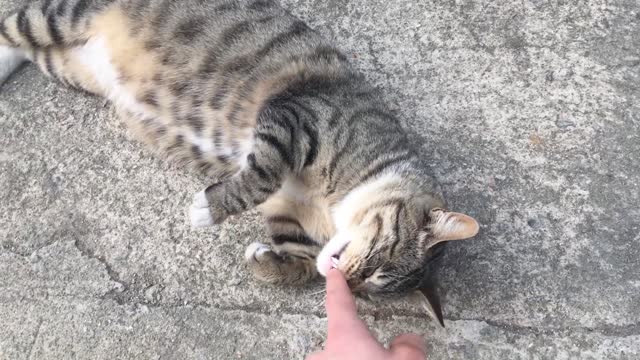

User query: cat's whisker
[305,288,327,298]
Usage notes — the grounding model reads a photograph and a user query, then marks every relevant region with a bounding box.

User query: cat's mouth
[316,234,352,276]
[329,243,349,269]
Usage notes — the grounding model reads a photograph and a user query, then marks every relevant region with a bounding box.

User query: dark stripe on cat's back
[214,2,240,13]
[367,198,406,212]
[281,100,320,166]
[388,203,405,258]
[348,107,398,127]
[216,19,311,79]
[307,45,348,63]
[358,153,414,185]
[0,21,15,45]
[269,106,296,132]
[43,50,55,76]
[46,13,63,45]
[150,0,173,28]
[256,132,294,169]
[248,0,277,11]
[247,153,271,181]
[362,215,384,261]
[301,121,319,167]
[70,0,91,26]
[55,1,68,17]
[272,234,317,247]
[220,21,253,47]
[325,128,355,192]
[174,17,207,41]
[267,216,303,228]
[256,20,310,59]
[16,9,38,47]
[41,0,55,14]
[231,192,248,210]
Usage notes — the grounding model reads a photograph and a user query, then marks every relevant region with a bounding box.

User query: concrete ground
[1,0,639,359]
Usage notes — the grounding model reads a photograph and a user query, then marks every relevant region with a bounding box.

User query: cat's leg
[0,0,115,88]
[244,197,323,285]
[244,240,319,286]
[190,107,318,227]
[0,0,112,49]
[0,44,102,93]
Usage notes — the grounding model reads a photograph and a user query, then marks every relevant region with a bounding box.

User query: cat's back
[82,0,349,176]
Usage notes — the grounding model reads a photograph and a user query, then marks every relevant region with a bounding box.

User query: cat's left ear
[422,208,480,249]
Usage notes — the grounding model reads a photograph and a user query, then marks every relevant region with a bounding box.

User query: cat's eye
[360,267,379,280]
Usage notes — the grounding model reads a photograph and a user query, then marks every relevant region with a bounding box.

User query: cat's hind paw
[0,46,26,87]
[244,242,272,262]
[189,190,214,228]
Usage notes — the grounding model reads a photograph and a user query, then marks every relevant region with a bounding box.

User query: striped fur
[0,0,479,295]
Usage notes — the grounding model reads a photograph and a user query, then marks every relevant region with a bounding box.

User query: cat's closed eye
[360,266,379,280]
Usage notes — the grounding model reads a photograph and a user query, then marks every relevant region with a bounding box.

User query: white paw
[192,190,209,208]
[0,46,26,86]
[189,190,213,228]
[244,242,271,261]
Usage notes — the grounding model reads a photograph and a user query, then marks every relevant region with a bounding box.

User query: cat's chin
[316,233,351,277]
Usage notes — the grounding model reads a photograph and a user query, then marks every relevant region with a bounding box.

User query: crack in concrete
[6,294,640,339]
[7,241,639,339]
[445,316,640,338]
[124,300,640,338]
[26,319,43,360]
[71,238,130,304]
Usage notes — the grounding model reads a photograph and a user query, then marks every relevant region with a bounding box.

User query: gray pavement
[1,0,639,359]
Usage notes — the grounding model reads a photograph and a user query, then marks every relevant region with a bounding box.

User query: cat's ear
[411,279,445,327]
[423,208,479,249]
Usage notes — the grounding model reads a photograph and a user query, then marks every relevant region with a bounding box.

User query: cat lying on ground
[0,0,479,326]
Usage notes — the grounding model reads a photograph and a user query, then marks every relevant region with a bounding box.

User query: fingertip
[325,268,348,295]
[325,268,360,331]
[390,334,427,359]
[326,267,343,279]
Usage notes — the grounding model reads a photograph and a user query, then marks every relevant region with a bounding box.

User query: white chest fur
[72,37,155,120]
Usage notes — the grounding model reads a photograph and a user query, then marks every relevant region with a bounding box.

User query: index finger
[325,268,361,332]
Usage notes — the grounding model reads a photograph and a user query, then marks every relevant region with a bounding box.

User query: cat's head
[317,172,479,325]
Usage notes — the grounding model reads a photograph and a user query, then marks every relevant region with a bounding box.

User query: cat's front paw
[190,190,214,228]
[189,184,233,228]
[189,186,228,228]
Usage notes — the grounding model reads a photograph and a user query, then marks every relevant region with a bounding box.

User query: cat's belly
[71,31,255,177]
[73,37,155,120]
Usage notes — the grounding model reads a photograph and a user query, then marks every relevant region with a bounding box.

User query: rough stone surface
[1,0,639,359]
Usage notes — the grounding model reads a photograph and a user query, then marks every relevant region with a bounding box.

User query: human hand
[307,268,427,360]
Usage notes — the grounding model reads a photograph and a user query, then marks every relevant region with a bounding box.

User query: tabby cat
[0,0,479,325]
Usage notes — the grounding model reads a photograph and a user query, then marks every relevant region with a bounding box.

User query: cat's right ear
[421,208,480,249]
[410,278,445,327]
